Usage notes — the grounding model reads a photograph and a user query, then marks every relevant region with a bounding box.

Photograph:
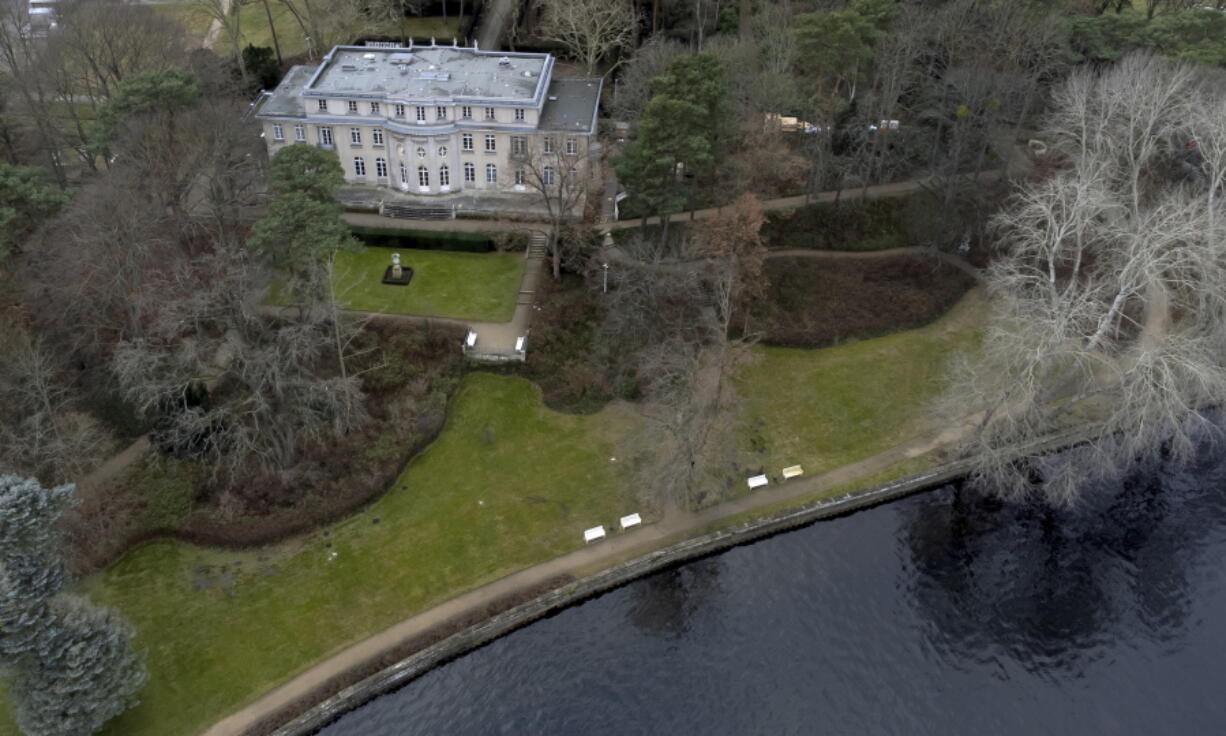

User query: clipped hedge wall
[350,226,494,252]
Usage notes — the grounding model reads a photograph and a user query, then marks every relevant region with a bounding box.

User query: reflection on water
[322,450,1226,735]
[901,455,1226,675]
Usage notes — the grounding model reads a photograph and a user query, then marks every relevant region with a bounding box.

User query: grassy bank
[0,374,636,736]
[739,289,983,476]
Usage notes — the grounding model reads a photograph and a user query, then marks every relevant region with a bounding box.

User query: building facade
[253,43,601,202]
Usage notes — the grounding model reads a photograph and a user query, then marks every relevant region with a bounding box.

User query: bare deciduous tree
[541,0,638,76]
[518,142,593,279]
[943,54,1226,505]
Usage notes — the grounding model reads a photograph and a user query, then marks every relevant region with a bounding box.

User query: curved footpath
[207,422,967,736]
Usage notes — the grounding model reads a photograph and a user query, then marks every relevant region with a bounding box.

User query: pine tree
[0,476,146,736]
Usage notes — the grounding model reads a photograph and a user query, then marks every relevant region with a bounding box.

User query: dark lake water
[321,451,1226,735]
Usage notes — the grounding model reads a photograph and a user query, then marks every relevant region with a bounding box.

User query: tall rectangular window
[416,106,427,122]
[514,169,525,185]
[293,124,305,142]
[370,102,380,115]
[347,100,358,113]
[461,106,472,119]
[418,166,429,187]
[514,108,525,122]
[484,134,496,152]
[394,104,405,117]
[439,165,450,186]
[372,128,384,146]
[565,138,578,155]
[272,123,284,141]
[464,162,475,182]
[543,166,555,186]
[317,99,328,112]
[436,106,447,120]
[511,136,525,155]
[485,163,497,184]
[543,136,554,154]
[318,126,333,146]
[350,127,362,145]
[353,156,366,176]
[462,134,473,151]
[484,107,495,120]
[375,157,387,178]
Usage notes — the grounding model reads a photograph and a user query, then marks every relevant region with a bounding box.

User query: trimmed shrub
[349,226,494,252]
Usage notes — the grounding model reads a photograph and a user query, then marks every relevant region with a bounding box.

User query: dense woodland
[3,0,1226,733]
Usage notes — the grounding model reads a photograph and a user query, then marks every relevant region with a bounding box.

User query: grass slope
[272,247,525,323]
[0,374,634,736]
[739,289,983,476]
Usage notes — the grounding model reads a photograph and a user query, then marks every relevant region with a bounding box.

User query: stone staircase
[527,232,548,259]
[380,202,455,220]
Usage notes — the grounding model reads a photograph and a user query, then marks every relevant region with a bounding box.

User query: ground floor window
[318,126,333,146]
[272,123,284,141]
[375,157,387,178]
[514,169,524,185]
[464,162,475,182]
[543,166,555,186]
[294,124,305,142]
[353,156,366,176]
[418,166,429,187]
[439,165,450,186]
[485,163,497,184]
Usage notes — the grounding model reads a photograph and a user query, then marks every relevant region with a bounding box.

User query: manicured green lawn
[0,374,636,736]
[271,247,526,323]
[151,2,214,47]
[738,289,984,476]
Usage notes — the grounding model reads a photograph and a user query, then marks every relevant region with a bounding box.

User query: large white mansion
[253,42,601,200]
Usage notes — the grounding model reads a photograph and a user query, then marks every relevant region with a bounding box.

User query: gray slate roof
[538,78,602,135]
[309,47,549,101]
[259,65,316,118]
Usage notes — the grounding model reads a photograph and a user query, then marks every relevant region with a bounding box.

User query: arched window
[417,166,429,187]
[399,164,408,184]
[543,166,555,186]
[439,165,450,187]
[485,163,497,184]
[464,162,475,182]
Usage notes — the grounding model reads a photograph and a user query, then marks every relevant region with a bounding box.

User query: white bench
[747,474,769,490]
[583,525,606,543]
[782,465,804,480]
[619,513,642,530]
[515,335,526,352]
[464,330,477,349]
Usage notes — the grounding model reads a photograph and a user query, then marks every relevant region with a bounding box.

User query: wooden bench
[583,525,606,543]
[747,474,768,490]
[619,513,642,530]
[782,465,804,480]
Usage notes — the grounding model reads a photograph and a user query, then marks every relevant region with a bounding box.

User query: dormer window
[317,99,328,112]
[416,107,427,122]
[436,106,447,120]
[370,102,380,115]
[462,106,472,119]
[394,104,405,117]
[484,107,495,121]
[515,109,525,122]
[347,100,358,113]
